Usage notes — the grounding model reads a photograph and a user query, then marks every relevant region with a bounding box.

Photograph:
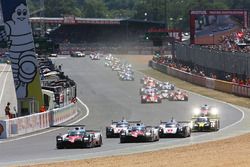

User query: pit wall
[0,103,77,139]
[149,60,250,98]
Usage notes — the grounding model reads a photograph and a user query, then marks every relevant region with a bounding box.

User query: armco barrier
[52,103,77,126]
[205,78,215,89]
[214,80,233,94]
[0,103,77,139]
[232,84,250,97]
[191,75,206,87]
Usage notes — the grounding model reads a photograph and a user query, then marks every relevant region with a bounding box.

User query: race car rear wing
[160,121,191,124]
[111,120,141,124]
[51,124,86,128]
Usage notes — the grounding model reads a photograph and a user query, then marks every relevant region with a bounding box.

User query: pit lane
[0,55,245,166]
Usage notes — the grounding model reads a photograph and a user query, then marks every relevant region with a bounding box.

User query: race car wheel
[120,137,127,143]
[56,144,64,149]
[98,136,103,147]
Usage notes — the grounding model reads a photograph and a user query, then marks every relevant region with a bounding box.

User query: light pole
[144,12,148,21]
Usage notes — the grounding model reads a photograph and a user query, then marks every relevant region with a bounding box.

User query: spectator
[5,102,11,119]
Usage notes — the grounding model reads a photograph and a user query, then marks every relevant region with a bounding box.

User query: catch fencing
[175,43,250,77]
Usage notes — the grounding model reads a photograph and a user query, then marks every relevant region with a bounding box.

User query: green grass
[140,69,250,108]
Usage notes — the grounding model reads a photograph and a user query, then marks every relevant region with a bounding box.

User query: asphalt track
[0,55,247,166]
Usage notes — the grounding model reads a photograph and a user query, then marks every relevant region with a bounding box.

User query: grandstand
[30,17,166,54]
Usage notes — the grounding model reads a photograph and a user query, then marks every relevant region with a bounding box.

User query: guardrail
[150,60,250,98]
[0,102,77,139]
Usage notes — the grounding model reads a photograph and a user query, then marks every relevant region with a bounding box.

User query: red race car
[169,90,188,101]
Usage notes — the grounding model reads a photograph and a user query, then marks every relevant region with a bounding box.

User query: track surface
[0,55,244,166]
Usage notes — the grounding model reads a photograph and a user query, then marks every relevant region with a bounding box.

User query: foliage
[27,0,250,31]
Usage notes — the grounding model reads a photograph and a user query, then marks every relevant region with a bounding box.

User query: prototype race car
[120,123,159,143]
[191,116,220,132]
[141,92,162,103]
[106,119,130,138]
[140,87,159,95]
[193,104,219,117]
[56,126,102,149]
[158,82,175,90]
[70,51,85,57]
[160,89,170,99]
[119,74,134,81]
[168,90,188,101]
[158,119,191,138]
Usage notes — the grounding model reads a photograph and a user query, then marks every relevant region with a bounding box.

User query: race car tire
[98,136,102,147]
[56,144,64,149]
[120,137,127,143]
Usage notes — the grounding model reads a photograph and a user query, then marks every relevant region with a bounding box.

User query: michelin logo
[4,3,37,98]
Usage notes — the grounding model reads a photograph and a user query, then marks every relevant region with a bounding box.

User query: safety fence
[0,103,77,139]
[150,60,250,98]
[175,43,250,77]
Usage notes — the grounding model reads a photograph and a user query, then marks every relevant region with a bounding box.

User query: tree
[82,0,108,18]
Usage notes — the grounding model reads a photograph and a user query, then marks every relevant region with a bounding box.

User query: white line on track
[0,97,89,144]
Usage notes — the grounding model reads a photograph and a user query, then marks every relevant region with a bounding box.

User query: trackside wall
[0,103,77,139]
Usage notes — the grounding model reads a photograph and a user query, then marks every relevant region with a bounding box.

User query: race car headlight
[121,132,126,136]
[145,132,151,136]
[84,137,89,141]
[193,108,200,115]
[211,108,218,115]
[57,137,62,141]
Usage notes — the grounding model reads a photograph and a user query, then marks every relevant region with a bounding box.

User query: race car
[119,73,135,81]
[70,51,85,57]
[140,87,159,95]
[141,92,162,103]
[120,123,159,143]
[106,119,131,138]
[158,82,175,90]
[160,89,170,99]
[158,118,191,138]
[56,126,102,149]
[90,53,100,60]
[168,90,188,101]
[193,104,219,117]
[191,116,220,132]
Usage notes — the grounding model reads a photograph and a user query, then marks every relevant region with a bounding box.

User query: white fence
[0,103,77,139]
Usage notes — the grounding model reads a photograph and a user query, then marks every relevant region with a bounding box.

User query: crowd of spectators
[153,54,250,86]
[203,28,250,53]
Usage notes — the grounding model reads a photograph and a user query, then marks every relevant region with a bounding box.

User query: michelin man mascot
[4,3,37,98]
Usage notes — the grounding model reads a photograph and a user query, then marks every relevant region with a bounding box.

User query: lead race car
[56,126,102,149]
[191,105,220,132]
[120,123,159,143]
[106,119,140,138]
[158,118,191,138]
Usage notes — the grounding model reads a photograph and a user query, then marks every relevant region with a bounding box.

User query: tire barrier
[149,60,250,98]
[0,103,77,139]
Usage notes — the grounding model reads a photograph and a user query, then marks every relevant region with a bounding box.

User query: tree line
[27,0,250,31]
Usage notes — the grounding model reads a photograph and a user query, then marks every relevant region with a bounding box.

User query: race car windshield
[196,117,209,122]
[131,126,145,131]
[68,131,85,136]
[117,123,129,127]
[165,123,176,128]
